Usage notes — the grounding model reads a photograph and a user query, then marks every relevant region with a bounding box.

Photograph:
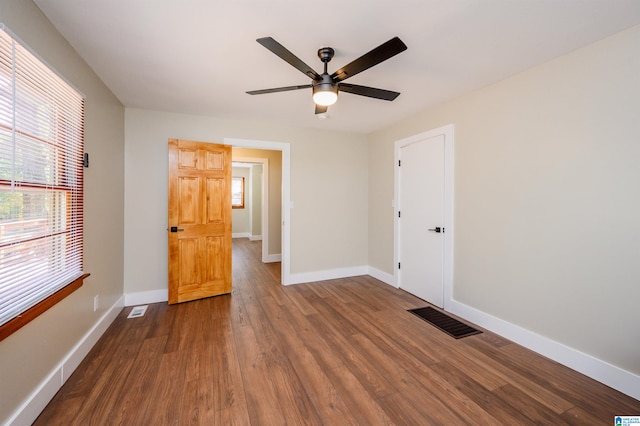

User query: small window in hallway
[232,176,244,208]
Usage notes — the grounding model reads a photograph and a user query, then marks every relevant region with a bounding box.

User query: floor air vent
[127,305,148,319]
[408,306,482,339]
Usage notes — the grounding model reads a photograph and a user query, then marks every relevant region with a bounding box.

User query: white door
[398,134,445,307]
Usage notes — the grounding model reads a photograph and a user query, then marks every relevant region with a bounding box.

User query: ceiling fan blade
[315,104,328,114]
[338,83,400,101]
[257,37,321,80]
[246,84,312,95]
[331,37,407,82]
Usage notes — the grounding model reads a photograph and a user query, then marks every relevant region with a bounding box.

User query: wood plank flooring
[35,238,640,425]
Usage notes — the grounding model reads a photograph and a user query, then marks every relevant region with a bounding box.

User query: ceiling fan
[246,36,408,114]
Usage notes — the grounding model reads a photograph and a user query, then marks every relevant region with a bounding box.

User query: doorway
[225,138,291,285]
[394,124,454,309]
[232,158,272,263]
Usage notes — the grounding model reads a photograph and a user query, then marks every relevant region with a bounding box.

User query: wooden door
[398,134,445,307]
[168,139,232,304]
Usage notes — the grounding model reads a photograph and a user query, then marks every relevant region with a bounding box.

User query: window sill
[0,273,90,342]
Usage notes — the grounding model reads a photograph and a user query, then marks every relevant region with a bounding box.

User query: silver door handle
[428,227,444,233]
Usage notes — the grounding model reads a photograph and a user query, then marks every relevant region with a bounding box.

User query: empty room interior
[1,0,640,424]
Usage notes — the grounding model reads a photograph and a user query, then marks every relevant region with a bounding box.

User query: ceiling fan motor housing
[313,73,336,89]
[318,47,335,63]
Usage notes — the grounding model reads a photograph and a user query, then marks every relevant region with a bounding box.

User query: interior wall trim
[124,289,168,306]
[287,266,369,286]
[232,232,251,239]
[449,299,640,401]
[367,266,396,287]
[7,295,124,426]
[263,253,282,263]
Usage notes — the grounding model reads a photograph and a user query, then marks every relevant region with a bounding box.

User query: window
[0,25,86,341]
[231,176,244,209]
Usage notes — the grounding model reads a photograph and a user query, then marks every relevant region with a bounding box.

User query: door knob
[428,227,444,233]
[169,226,184,232]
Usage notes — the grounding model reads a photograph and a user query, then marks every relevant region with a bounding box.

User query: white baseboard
[263,253,282,263]
[125,289,168,306]
[8,295,124,426]
[367,266,396,288]
[232,232,250,239]
[249,234,262,241]
[448,299,640,401]
[287,265,369,286]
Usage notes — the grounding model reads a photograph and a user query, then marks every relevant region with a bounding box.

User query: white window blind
[0,25,85,327]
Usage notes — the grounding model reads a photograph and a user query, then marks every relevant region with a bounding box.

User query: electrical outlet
[93,295,99,312]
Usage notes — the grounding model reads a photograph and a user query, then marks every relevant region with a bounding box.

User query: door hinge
[398,262,401,269]
[398,160,401,167]
[398,211,401,218]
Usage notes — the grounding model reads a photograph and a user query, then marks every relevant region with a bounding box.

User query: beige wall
[368,25,640,375]
[124,109,368,295]
[231,166,251,234]
[0,0,125,422]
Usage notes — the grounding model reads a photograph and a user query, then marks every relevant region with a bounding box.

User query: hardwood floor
[35,238,640,425]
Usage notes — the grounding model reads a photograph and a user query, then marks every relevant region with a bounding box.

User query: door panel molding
[168,139,232,304]
[394,124,454,310]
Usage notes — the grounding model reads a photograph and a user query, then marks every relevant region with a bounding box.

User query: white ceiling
[34,0,640,134]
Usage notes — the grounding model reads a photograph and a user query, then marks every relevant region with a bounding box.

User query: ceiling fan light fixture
[248,36,407,114]
[312,83,338,106]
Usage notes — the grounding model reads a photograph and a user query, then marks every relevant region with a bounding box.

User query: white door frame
[394,124,454,310]
[224,138,291,285]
